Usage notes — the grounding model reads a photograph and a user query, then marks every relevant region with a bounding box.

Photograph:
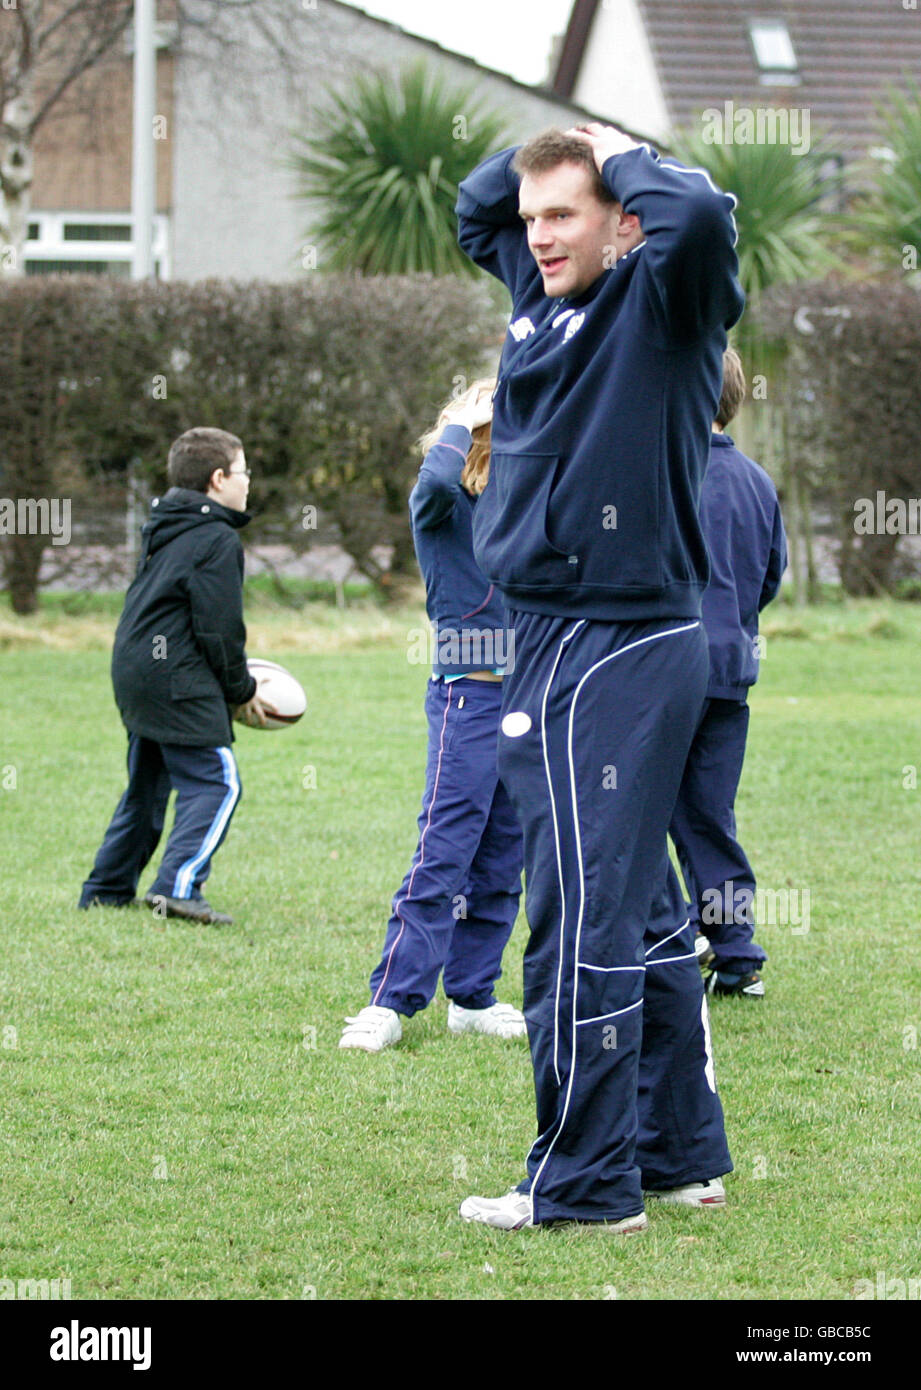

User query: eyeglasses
[228,468,251,479]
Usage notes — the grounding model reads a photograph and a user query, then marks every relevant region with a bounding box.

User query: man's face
[518,162,631,298]
[209,449,250,512]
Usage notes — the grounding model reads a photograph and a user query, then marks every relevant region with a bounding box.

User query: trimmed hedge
[0,275,502,611]
[754,277,921,596]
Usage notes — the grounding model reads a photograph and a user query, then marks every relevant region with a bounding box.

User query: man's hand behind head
[566,124,641,173]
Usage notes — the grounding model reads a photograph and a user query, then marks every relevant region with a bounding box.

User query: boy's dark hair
[716,347,746,428]
[513,128,618,206]
[167,428,243,493]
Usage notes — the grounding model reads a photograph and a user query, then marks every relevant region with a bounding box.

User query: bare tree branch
[0,0,314,270]
[30,7,133,134]
[37,0,124,50]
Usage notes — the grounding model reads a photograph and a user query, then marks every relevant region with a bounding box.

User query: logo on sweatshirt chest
[509,316,536,341]
[508,306,587,351]
[550,307,586,341]
[562,311,585,342]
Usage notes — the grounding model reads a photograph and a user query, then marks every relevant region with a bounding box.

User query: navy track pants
[498,613,732,1223]
[369,676,523,1017]
[669,696,765,970]
[78,733,242,907]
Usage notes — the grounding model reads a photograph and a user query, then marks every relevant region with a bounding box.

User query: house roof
[329,0,588,109]
[329,0,652,140]
[554,0,921,158]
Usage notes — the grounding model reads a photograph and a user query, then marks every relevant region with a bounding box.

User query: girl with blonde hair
[340,379,525,1051]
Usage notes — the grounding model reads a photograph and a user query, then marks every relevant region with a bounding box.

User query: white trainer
[339,1005,402,1052]
[695,931,715,968]
[447,1001,527,1038]
[460,1190,534,1229]
[644,1177,726,1207]
[460,1190,648,1233]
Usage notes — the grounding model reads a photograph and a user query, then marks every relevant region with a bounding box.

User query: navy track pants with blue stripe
[498,612,732,1223]
[78,733,241,907]
[369,676,523,1017]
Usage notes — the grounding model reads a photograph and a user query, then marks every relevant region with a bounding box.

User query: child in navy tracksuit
[339,381,525,1053]
[670,348,787,997]
[455,125,744,1231]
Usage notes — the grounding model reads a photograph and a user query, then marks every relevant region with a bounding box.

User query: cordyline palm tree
[668,122,841,309]
[848,87,921,279]
[290,64,510,276]
[668,121,842,605]
[665,123,841,430]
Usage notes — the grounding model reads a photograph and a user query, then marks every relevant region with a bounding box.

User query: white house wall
[571,0,670,142]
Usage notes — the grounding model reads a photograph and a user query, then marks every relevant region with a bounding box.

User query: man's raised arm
[575,124,745,342]
[455,146,538,300]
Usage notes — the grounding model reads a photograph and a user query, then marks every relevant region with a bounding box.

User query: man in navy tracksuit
[78,427,268,926]
[455,124,744,1231]
[671,348,787,997]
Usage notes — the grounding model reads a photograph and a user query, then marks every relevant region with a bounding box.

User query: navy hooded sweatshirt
[456,144,745,621]
[700,432,787,699]
[409,423,510,677]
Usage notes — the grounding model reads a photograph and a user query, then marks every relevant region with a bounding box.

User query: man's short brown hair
[167,427,243,493]
[716,347,746,428]
[513,128,618,206]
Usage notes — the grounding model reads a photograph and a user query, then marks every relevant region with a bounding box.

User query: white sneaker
[644,1177,726,1207]
[459,1190,647,1233]
[447,1001,527,1038]
[339,1005,402,1052]
[459,1190,534,1229]
[695,931,715,969]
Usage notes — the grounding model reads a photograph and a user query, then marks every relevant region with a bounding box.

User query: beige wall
[32,52,173,213]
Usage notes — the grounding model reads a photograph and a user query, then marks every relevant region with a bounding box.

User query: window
[748,19,801,85]
[23,213,170,278]
[27,259,135,278]
[63,223,132,242]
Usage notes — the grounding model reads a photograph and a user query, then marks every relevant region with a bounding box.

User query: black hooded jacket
[111,488,257,747]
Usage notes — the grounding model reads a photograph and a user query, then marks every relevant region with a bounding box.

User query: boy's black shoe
[705,969,764,999]
[144,893,233,926]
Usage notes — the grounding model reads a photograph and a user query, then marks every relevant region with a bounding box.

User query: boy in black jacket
[78,428,269,926]
[671,349,787,997]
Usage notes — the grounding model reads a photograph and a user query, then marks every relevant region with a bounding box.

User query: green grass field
[1,592,920,1301]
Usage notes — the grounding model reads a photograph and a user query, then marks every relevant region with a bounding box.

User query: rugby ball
[237,658,306,730]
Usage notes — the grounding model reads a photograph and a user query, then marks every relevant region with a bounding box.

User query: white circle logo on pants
[501,711,532,738]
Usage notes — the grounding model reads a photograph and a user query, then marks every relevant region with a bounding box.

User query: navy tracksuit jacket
[457,144,743,1220]
[670,432,787,970]
[368,426,523,1015]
